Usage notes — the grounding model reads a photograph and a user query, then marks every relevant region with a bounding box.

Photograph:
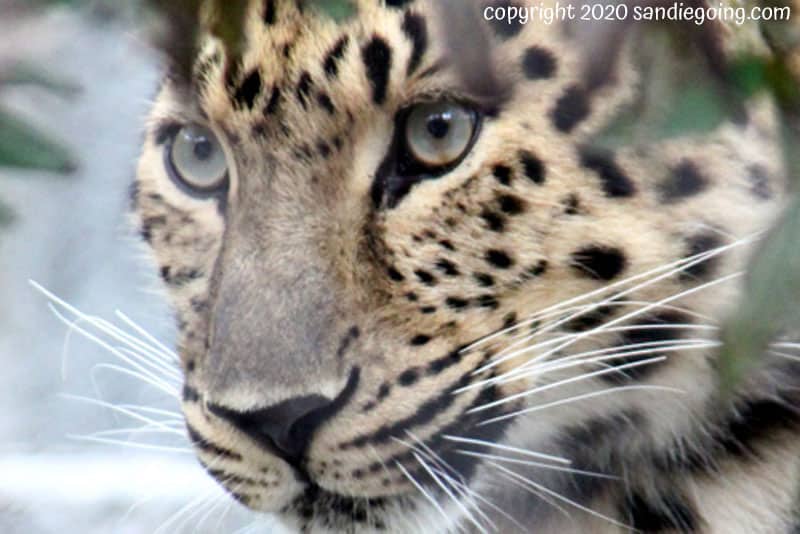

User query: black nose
[209,394,334,465]
[207,368,361,468]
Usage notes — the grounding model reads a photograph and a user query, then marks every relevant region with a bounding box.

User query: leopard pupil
[427,114,450,139]
[194,138,214,160]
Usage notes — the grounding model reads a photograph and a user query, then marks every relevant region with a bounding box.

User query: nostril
[207,367,361,468]
[210,395,333,464]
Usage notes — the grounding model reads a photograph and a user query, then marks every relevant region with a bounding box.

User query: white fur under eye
[169,124,228,191]
[404,102,476,168]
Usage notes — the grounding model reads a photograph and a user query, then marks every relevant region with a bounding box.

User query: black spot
[527,260,548,277]
[420,306,437,314]
[660,161,708,202]
[747,164,773,200]
[486,249,514,269]
[362,37,392,105]
[497,194,526,215]
[480,210,506,232]
[551,85,590,133]
[317,140,331,159]
[427,348,464,375]
[387,267,405,282]
[439,240,455,251]
[317,92,336,115]
[161,266,201,287]
[410,334,431,346]
[602,311,689,384]
[402,12,427,75]
[493,164,512,185]
[519,151,545,184]
[414,269,437,285]
[234,70,262,109]
[563,194,580,214]
[564,304,615,332]
[398,368,420,386]
[522,46,556,79]
[579,147,636,197]
[474,273,495,287]
[264,86,281,115]
[503,312,517,329]
[296,72,314,108]
[621,492,698,532]
[263,0,276,24]
[324,36,350,79]
[386,0,413,6]
[182,384,200,402]
[486,1,525,39]
[571,245,626,281]
[446,297,470,310]
[682,233,722,280]
[436,259,460,276]
[476,295,499,309]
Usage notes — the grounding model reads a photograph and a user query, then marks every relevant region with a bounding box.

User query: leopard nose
[209,394,334,465]
[206,367,361,468]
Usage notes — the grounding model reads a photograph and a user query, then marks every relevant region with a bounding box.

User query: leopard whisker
[478,384,685,426]
[476,270,742,380]
[466,234,757,352]
[411,451,491,534]
[468,356,670,414]
[66,435,194,454]
[464,325,712,393]
[443,435,571,465]
[115,309,180,363]
[486,340,719,393]
[47,303,180,397]
[486,460,634,530]
[454,450,619,480]
[88,362,180,398]
[403,432,525,532]
[395,459,453,530]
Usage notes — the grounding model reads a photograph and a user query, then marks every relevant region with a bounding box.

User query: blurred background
[0,1,285,532]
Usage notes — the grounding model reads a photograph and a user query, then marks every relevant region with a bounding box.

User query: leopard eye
[404,101,478,170]
[167,124,228,192]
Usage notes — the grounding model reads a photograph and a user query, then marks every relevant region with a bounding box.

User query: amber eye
[167,124,228,192]
[403,101,478,170]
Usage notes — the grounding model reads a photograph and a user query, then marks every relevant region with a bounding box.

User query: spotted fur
[133,1,799,532]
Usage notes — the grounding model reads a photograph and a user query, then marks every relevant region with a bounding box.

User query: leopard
[130,0,800,532]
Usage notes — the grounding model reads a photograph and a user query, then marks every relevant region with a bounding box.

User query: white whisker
[478,385,684,426]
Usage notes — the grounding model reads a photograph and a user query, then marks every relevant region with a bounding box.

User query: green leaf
[307,0,356,22]
[717,196,800,393]
[0,107,76,173]
[591,28,760,150]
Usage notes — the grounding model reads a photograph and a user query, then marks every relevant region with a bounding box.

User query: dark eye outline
[371,100,483,209]
[162,123,230,198]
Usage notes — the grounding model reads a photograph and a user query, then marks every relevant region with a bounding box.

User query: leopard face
[133,0,789,532]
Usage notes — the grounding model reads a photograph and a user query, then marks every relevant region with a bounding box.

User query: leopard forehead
[132,0,787,531]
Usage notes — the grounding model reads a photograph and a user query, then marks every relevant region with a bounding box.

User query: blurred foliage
[0,1,82,200]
